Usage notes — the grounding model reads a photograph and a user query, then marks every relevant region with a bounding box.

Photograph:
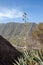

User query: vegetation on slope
[32,23,43,48]
[14,49,43,65]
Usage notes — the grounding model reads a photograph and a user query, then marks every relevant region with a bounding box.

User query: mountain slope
[0,22,38,48]
[0,22,37,39]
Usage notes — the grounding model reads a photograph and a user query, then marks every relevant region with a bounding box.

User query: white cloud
[0,7,23,19]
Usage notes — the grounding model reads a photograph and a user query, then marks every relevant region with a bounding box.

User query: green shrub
[14,49,43,65]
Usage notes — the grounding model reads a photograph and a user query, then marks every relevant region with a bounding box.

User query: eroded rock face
[0,35,22,65]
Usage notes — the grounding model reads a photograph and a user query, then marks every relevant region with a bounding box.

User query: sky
[0,0,43,23]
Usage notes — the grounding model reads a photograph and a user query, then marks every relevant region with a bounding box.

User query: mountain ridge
[0,22,37,39]
[0,22,39,49]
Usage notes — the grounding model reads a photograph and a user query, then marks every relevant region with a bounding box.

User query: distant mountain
[0,22,37,39]
[0,22,38,48]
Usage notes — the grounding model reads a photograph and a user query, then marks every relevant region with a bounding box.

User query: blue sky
[0,0,43,23]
